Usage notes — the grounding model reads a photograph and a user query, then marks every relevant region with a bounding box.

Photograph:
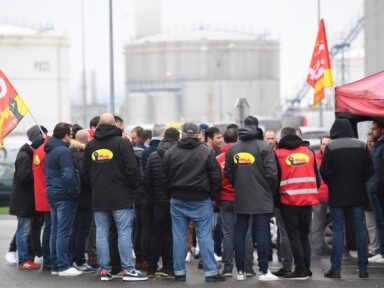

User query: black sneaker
[272,267,289,277]
[220,268,232,277]
[155,268,169,277]
[285,271,309,280]
[359,271,369,278]
[175,275,186,281]
[205,274,226,282]
[198,260,204,269]
[42,265,52,272]
[306,269,313,277]
[324,269,341,279]
[147,271,156,278]
[245,269,256,277]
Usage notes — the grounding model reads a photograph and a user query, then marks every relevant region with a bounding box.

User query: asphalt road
[1,215,384,288]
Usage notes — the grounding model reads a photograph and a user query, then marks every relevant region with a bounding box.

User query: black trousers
[280,205,312,274]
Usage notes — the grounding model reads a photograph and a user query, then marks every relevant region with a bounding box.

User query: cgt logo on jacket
[92,149,114,162]
[33,155,40,166]
[285,153,309,166]
[234,152,255,165]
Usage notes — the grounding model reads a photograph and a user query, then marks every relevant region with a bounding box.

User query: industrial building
[0,21,70,133]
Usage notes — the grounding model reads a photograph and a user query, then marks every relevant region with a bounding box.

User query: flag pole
[318,0,324,128]
[28,111,46,137]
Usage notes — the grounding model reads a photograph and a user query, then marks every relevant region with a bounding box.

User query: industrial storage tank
[0,22,70,133]
[123,28,280,124]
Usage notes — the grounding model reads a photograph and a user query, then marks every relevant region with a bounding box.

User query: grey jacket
[224,126,277,214]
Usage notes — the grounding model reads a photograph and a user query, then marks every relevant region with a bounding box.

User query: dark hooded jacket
[44,137,80,204]
[9,144,36,217]
[72,148,92,210]
[162,137,221,201]
[320,119,374,207]
[224,126,277,214]
[83,124,137,211]
[366,136,384,197]
[144,138,176,206]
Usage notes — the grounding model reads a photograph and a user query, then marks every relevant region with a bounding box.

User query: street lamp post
[109,0,115,114]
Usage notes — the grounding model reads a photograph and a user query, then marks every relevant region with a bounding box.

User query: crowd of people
[5,112,384,282]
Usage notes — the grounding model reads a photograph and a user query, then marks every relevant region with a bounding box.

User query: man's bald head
[75,129,90,144]
[99,113,116,125]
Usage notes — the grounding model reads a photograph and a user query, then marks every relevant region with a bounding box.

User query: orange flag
[0,70,30,146]
[307,19,334,107]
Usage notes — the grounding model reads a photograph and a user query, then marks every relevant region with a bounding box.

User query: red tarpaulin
[335,71,384,118]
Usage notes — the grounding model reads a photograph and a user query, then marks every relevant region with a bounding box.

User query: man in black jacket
[144,127,179,278]
[320,118,374,279]
[83,113,147,282]
[10,126,45,270]
[70,129,95,273]
[162,122,224,282]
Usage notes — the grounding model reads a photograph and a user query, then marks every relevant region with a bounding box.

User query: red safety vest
[275,146,319,206]
[32,136,50,212]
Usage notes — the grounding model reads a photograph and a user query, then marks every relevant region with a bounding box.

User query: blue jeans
[170,198,217,277]
[221,201,253,271]
[235,213,270,273]
[50,200,76,272]
[16,217,32,264]
[367,192,384,256]
[42,212,51,267]
[330,206,368,273]
[95,209,134,271]
[71,210,93,265]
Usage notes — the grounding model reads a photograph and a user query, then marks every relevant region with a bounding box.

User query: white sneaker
[258,270,279,281]
[237,271,246,281]
[51,271,58,275]
[376,257,384,264]
[214,253,222,262]
[368,254,384,263]
[4,251,17,264]
[34,256,43,264]
[185,251,192,262]
[58,267,83,276]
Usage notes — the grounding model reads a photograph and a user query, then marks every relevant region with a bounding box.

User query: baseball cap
[182,122,198,135]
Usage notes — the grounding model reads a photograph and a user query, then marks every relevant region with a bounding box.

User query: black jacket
[224,127,277,214]
[144,139,176,206]
[9,144,36,217]
[72,149,92,210]
[162,138,221,201]
[84,124,137,211]
[320,119,374,207]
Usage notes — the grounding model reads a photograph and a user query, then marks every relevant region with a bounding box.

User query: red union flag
[0,70,30,146]
[306,19,334,107]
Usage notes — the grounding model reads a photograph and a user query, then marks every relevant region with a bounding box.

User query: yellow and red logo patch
[33,155,41,166]
[234,152,255,165]
[92,149,113,162]
[286,153,309,166]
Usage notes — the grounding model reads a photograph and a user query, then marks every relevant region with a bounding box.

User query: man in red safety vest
[275,127,321,280]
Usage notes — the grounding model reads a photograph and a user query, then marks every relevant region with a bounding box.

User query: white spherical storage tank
[0,23,70,134]
[123,29,280,125]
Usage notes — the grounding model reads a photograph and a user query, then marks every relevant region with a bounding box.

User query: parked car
[0,162,13,207]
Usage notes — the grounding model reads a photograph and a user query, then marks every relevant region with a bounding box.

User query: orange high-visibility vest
[275,146,319,206]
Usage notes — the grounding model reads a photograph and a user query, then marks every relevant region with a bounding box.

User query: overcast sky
[0,0,364,107]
